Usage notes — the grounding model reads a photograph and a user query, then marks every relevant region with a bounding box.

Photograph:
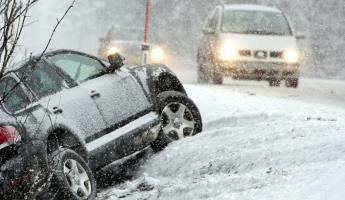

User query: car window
[0,77,30,113]
[18,61,64,99]
[205,8,220,31]
[47,53,106,83]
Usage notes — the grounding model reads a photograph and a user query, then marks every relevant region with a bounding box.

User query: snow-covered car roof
[223,4,282,13]
[5,49,94,74]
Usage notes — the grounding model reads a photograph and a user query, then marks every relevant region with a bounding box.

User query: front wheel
[286,78,299,88]
[151,91,203,152]
[197,64,208,84]
[48,149,97,200]
[212,71,224,85]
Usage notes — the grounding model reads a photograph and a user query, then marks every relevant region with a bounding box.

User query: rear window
[0,77,30,113]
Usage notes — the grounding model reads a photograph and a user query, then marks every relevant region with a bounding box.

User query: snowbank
[98,82,345,200]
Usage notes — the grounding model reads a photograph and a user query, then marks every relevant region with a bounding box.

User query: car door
[46,52,155,152]
[17,60,107,139]
[88,69,154,126]
[199,7,221,64]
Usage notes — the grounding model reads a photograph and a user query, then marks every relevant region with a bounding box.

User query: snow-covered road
[98,79,345,200]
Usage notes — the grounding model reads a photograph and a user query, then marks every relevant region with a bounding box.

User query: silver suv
[0,50,202,199]
[197,4,303,87]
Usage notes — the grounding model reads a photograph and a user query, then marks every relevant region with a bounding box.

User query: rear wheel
[48,148,96,200]
[210,60,224,85]
[151,91,202,152]
[198,54,223,85]
[269,78,281,87]
[286,78,299,88]
[212,71,224,85]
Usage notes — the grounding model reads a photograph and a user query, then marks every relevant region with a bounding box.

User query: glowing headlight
[283,49,299,64]
[151,47,165,63]
[107,47,120,56]
[219,44,238,61]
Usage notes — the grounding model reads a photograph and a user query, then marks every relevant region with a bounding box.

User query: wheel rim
[63,159,92,199]
[161,102,195,141]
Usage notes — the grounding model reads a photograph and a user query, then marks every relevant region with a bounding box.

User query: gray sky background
[21,0,97,57]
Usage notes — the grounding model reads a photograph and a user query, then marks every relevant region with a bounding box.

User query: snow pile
[98,82,345,200]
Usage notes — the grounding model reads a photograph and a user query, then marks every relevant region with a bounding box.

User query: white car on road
[98,27,167,65]
[197,4,303,87]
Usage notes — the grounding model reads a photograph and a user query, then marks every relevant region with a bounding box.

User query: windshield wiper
[243,30,283,35]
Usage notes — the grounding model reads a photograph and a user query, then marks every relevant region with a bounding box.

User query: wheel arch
[46,124,89,162]
[152,72,186,96]
[131,63,187,104]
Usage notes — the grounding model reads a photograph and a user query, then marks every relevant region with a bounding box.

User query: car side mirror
[296,33,306,40]
[107,53,124,73]
[61,80,69,89]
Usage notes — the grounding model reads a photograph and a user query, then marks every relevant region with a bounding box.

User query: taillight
[0,126,21,147]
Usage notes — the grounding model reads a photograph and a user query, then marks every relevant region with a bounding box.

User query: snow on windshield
[222,10,292,36]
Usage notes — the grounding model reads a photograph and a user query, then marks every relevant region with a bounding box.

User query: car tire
[47,148,97,200]
[212,71,224,85]
[286,78,299,88]
[197,64,208,84]
[269,78,281,87]
[151,91,203,152]
[209,57,224,85]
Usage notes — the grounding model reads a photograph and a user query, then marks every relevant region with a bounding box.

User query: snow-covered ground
[98,79,345,200]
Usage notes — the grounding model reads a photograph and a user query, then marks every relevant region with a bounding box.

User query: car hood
[218,33,298,51]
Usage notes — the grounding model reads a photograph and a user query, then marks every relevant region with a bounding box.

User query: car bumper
[216,61,300,80]
[0,140,47,198]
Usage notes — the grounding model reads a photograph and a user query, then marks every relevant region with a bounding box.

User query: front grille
[238,50,251,57]
[254,50,268,59]
[236,50,284,59]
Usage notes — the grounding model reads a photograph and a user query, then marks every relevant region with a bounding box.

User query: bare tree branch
[0,0,75,106]
[0,0,38,78]
[38,0,75,59]
[0,1,76,199]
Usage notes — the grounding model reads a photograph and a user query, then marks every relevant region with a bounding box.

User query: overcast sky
[20,0,95,58]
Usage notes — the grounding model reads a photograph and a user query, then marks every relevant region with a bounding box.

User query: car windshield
[222,10,292,36]
[48,53,106,83]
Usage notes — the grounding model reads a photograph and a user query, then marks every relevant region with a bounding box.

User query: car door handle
[52,106,63,114]
[90,90,101,98]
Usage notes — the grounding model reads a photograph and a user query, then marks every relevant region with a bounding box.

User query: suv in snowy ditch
[0,49,202,199]
[197,4,303,87]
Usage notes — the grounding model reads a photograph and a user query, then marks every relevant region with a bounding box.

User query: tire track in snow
[204,112,285,131]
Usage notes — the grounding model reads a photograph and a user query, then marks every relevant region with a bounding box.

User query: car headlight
[107,46,120,56]
[151,47,165,63]
[219,44,238,61]
[283,49,299,64]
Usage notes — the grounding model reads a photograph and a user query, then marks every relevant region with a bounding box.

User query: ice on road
[98,79,345,200]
